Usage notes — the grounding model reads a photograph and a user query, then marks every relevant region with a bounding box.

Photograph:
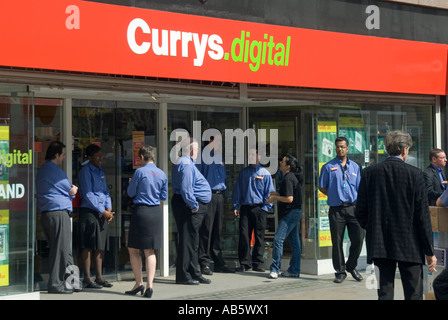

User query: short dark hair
[335,137,348,146]
[429,148,445,162]
[138,145,156,162]
[85,144,101,157]
[45,141,65,160]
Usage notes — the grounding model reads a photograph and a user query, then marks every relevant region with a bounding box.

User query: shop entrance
[70,100,158,281]
[34,98,64,290]
[248,102,432,274]
[166,104,243,268]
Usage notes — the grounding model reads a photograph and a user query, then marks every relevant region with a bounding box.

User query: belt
[336,202,356,207]
[41,209,70,214]
[212,190,224,194]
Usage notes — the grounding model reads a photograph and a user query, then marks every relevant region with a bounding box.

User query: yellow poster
[0,209,9,287]
[318,230,332,247]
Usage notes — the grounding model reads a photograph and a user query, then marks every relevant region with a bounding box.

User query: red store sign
[0,0,446,95]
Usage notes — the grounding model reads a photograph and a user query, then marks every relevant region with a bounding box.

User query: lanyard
[340,164,347,189]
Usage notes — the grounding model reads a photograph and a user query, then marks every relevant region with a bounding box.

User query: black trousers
[373,258,424,300]
[171,194,208,282]
[329,205,364,275]
[199,192,226,269]
[41,210,75,292]
[238,205,267,269]
[433,268,448,300]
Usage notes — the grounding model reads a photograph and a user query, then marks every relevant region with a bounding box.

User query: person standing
[423,148,447,206]
[233,147,275,272]
[197,135,234,274]
[125,145,167,298]
[318,136,364,283]
[78,144,114,289]
[355,131,437,300]
[433,190,448,300]
[171,137,212,285]
[266,154,303,279]
[36,141,79,294]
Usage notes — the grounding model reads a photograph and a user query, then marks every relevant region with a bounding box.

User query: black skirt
[128,204,162,250]
[78,207,109,251]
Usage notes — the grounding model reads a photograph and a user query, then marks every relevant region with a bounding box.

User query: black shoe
[214,265,236,273]
[236,265,251,272]
[201,266,213,275]
[83,280,102,289]
[96,279,113,288]
[47,288,73,294]
[176,279,200,285]
[195,276,211,284]
[252,266,266,272]
[348,269,363,282]
[334,274,347,284]
[144,288,153,298]
[125,285,144,295]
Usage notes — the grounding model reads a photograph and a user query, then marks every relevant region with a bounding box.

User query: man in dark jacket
[423,148,447,206]
[355,131,436,300]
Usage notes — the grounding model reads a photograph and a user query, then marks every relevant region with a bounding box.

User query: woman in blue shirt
[126,145,167,298]
[78,144,114,289]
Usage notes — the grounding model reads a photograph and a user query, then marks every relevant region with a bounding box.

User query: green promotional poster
[338,117,366,155]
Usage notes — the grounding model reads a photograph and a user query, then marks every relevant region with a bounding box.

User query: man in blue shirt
[36,141,79,294]
[233,147,274,272]
[172,137,212,285]
[319,136,364,283]
[197,135,234,274]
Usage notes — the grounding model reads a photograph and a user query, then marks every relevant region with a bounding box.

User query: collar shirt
[172,156,212,211]
[232,164,275,212]
[318,157,360,207]
[36,161,74,213]
[127,163,168,206]
[78,162,112,216]
[197,151,226,191]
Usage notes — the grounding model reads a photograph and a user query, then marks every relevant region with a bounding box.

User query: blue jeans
[270,208,302,275]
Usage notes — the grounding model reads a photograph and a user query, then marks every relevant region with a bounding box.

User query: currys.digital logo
[127,18,291,72]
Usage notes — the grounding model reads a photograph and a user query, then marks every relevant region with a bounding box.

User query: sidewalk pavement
[39,268,405,301]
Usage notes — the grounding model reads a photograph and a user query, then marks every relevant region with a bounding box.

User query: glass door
[33,98,64,291]
[167,104,243,267]
[71,100,158,280]
[0,85,35,296]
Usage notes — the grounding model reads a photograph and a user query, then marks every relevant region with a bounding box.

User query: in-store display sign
[0,0,446,95]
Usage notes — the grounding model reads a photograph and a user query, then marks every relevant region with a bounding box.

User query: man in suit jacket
[423,148,447,206]
[355,131,436,300]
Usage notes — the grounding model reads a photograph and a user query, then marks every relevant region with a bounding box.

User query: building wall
[87,0,448,43]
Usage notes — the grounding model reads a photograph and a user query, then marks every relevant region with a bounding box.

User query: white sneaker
[281,271,300,278]
[268,272,278,279]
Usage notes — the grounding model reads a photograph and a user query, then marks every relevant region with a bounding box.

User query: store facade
[0,0,447,298]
